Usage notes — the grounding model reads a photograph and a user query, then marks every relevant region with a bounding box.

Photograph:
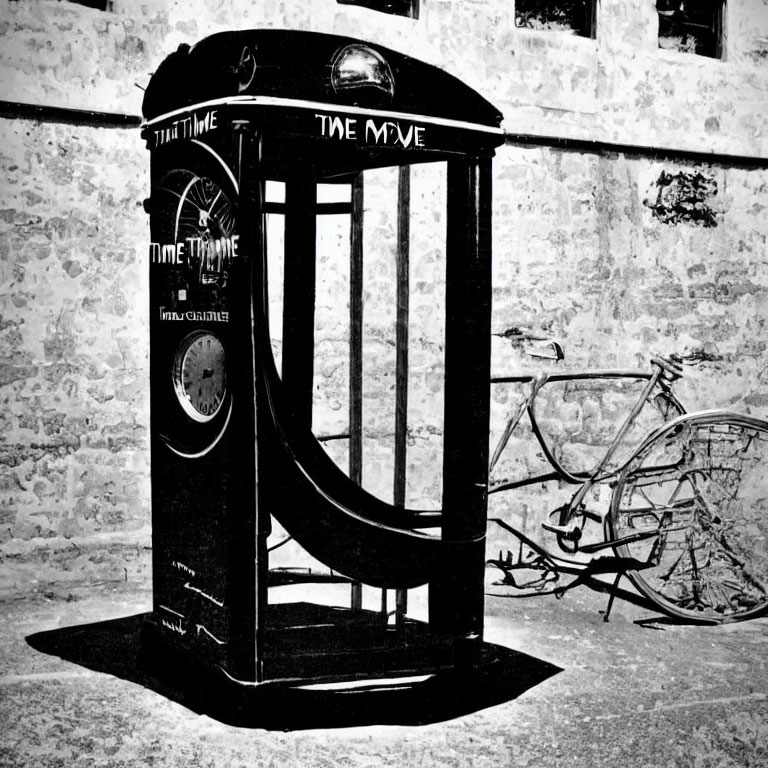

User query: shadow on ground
[487,573,722,628]
[27,613,561,730]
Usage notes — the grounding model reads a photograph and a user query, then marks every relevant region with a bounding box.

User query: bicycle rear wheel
[608,412,768,623]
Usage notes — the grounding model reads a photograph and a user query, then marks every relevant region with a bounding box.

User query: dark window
[515,0,596,38]
[68,0,112,9]
[657,0,725,58]
[336,0,419,19]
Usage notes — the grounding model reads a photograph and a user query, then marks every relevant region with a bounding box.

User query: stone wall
[3,0,767,154]
[0,115,149,595]
[487,147,768,547]
[1,0,766,594]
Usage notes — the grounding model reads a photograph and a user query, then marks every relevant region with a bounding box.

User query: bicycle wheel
[608,412,768,623]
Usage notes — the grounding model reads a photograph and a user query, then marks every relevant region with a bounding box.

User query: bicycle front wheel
[608,412,768,623]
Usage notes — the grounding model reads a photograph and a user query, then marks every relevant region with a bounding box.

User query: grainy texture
[0,115,150,596]
[0,1,767,763]
[1,586,767,767]
[0,0,766,599]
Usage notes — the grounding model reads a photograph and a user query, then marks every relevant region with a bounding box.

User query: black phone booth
[141,30,504,690]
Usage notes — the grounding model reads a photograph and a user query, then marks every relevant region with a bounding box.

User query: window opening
[68,0,113,10]
[336,0,419,19]
[515,0,596,38]
[265,180,286,205]
[657,0,725,58]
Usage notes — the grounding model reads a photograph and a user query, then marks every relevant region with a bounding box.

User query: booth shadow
[27,613,561,730]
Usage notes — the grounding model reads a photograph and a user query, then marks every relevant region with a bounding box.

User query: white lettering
[317,113,359,140]
[395,122,414,149]
[315,113,425,148]
[184,581,224,607]
[159,307,229,322]
[161,617,186,635]
[328,115,345,139]
[150,235,242,271]
[171,561,196,576]
[196,624,225,645]
[161,243,176,264]
[365,119,389,144]
[152,110,219,147]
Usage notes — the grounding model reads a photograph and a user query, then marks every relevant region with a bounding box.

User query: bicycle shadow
[579,577,724,627]
[486,575,719,628]
[26,613,562,730]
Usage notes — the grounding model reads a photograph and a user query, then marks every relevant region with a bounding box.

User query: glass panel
[313,213,351,443]
[302,163,448,508]
[317,183,351,204]
[407,162,446,508]
[266,214,284,375]
[265,180,285,204]
[361,167,399,503]
[264,163,451,509]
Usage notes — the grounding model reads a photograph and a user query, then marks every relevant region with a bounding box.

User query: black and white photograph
[1,1,767,765]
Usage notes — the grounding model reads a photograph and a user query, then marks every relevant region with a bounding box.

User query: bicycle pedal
[541,522,581,541]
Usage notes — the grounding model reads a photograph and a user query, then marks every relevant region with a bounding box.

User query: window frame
[336,0,419,20]
[656,0,726,60]
[514,0,598,40]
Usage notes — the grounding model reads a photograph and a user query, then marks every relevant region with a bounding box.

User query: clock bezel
[172,330,228,423]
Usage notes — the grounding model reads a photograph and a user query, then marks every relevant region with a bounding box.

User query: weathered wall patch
[644,170,718,227]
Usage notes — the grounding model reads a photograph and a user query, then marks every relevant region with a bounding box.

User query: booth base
[262,602,467,684]
[140,601,485,691]
[135,603,525,729]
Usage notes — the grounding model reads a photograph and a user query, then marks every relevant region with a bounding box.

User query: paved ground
[1,579,767,768]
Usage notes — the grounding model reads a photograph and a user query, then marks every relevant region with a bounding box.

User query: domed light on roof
[331,45,395,99]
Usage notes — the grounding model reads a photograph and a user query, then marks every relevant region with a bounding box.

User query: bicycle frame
[486,359,689,618]
[489,363,678,493]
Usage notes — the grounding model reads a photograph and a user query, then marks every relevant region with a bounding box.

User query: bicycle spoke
[609,416,768,621]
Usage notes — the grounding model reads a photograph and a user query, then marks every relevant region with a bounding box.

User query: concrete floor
[2,579,767,768]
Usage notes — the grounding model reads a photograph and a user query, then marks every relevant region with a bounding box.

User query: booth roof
[141,29,503,129]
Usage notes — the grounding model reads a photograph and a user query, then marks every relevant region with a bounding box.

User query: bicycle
[486,338,768,624]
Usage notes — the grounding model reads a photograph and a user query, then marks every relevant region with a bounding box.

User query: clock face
[173,332,227,422]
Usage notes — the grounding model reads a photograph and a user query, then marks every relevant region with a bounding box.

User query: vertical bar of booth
[227,122,263,682]
[394,166,410,623]
[350,173,364,610]
[282,182,317,430]
[429,156,492,650]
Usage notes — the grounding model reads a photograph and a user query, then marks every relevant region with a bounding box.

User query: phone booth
[141,30,504,690]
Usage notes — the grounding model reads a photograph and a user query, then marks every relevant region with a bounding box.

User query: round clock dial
[173,332,227,422]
